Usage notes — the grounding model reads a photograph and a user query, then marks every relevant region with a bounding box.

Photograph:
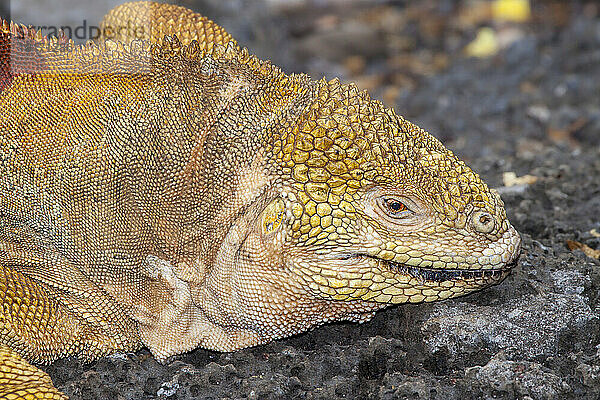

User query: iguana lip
[384,260,515,282]
[355,254,518,283]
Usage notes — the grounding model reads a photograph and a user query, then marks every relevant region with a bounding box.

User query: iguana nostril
[471,210,495,234]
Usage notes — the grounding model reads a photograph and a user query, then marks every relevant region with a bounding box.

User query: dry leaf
[502,172,538,187]
[547,117,588,145]
[567,240,600,259]
[465,27,499,58]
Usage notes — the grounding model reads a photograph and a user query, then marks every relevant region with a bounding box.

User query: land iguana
[0,2,521,398]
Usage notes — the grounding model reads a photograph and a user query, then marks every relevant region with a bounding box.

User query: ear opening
[261,197,285,236]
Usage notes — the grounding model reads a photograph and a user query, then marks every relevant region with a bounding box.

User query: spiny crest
[0,19,154,77]
[1,14,292,89]
[1,19,75,50]
[149,34,290,85]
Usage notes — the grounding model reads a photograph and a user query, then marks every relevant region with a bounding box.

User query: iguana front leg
[0,2,238,398]
[0,266,69,400]
[0,345,66,400]
[0,264,124,400]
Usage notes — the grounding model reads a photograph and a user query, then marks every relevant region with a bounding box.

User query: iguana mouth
[356,254,518,283]
[383,260,515,282]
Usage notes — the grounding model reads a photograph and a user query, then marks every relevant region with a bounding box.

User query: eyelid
[361,187,430,231]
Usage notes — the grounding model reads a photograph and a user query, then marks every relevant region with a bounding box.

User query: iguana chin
[0,1,521,398]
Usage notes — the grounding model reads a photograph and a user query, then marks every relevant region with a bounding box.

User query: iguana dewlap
[0,2,521,398]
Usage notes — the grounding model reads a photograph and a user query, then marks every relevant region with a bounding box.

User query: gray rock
[465,354,571,400]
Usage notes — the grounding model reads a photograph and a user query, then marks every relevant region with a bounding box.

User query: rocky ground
[41,0,600,398]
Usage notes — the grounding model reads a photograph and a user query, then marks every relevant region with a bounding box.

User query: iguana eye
[379,197,412,218]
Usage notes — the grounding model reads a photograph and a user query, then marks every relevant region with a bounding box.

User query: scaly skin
[0,2,521,397]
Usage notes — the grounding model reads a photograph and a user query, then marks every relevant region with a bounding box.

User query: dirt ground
[43,0,600,398]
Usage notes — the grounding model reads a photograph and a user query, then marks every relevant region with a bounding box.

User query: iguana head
[263,77,521,305]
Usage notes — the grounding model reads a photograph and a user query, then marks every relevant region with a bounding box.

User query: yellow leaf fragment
[465,27,499,58]
[492,0,531,23]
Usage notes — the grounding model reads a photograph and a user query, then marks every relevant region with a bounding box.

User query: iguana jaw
[289,221,521,304]
[354,224,521,284]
